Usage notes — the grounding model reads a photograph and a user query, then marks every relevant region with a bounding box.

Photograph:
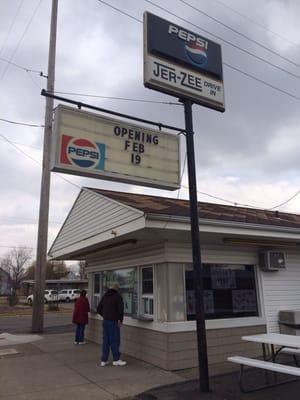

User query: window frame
[140,265,154,319]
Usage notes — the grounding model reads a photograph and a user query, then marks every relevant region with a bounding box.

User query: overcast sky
[0,0,300,260]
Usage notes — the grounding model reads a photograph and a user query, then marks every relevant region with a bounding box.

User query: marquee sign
[144,12,225,112]
[51,105,180,190]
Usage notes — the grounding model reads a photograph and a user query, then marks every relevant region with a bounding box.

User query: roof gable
[49,188,144,258]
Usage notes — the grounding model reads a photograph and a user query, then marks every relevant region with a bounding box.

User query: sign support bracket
[41,90,184,133]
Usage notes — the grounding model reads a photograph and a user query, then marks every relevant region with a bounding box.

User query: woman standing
[72,290,90,344]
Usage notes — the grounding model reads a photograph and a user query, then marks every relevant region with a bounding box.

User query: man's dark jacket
[97,289,124,322]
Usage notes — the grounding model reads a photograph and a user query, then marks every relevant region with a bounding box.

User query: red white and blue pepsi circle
[60,135,105,170]
[185,42,207,66]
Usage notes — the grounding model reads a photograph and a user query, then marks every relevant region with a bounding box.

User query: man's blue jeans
[101,320,120,362]
[75,323,85,343]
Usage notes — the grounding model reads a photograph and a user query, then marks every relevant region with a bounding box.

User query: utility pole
[32,0,58,333]
[183,99,209,392]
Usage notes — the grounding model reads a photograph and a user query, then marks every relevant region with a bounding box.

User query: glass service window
[92,273,101,312]
[185,264,258,320]
[102,268,138,315]
[141,266,153,317]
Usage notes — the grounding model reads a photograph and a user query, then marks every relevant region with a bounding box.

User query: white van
[27,290,58,305]
[58,289,81,302]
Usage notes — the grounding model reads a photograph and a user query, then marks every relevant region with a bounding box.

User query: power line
[178,0,300,69]
[96,0,141,23]
[0,136,41,150]
[0,216,63,224]
[0,245,34,250]
[96,0,300,103]
[0,133,81,190]
[267,188,300,211]
[144,0,300,80]
[223,63,300,102]
[0,0,25,57]
[2,127,299,213]
[0,117,44,128]
[54,91,182,105]
[210,0,300,49]
[0,130,269,212]
[0,57,47,77]
[0,0,43,81]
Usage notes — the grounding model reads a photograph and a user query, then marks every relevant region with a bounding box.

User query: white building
[49,187,300,375]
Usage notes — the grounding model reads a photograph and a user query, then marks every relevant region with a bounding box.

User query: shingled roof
[86,188,300,229]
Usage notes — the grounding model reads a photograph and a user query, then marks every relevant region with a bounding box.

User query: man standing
[97,282,127,366]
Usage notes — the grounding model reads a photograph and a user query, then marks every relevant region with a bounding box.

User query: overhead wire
[0,57,46,77]
[267,189,300,211]
[0,133,81,190]
[0,0,25,57]
[178,0,300,69]
[54,91,182,105]
[0,245,34,250]
[0,216,63,225]
[210,0,300,49]
[0,117,44,128]
[144,0,300,79]
[1,1,299,212]
[96,0,300,103]
[0,0,43,81]
[0,136,41,150]
[95,0,300,211]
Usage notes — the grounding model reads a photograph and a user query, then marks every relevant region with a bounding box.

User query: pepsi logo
[60,135,105,170]
[185,41,207,66]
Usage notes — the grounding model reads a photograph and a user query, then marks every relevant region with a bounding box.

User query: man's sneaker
[100,361,108,367]
[113,360,127,366]
[78,342,86,345]
[74,342,79,345]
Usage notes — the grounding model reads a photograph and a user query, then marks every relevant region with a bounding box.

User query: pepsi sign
[51,105,180,190]
[60,135,105,170]
[144,12,225,112]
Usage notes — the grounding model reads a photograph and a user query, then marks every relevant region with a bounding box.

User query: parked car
[27,290,58,305]
[58,289,81,302]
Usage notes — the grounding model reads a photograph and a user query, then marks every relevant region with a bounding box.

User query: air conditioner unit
[259,250,286,271]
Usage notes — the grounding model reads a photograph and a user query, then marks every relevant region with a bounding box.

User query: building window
[102,268,138,315]
[92,273,101,312]
[91,266,154,318]
[185,264,258,320]
[141,266,153,317]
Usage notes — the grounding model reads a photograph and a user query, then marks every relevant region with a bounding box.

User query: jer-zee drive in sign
[144,12,225,112]
[51,105,180,190]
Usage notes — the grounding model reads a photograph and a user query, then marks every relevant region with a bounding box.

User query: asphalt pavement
[0,307,73,334]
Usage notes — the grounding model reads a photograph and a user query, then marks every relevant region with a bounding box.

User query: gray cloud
[1,0,300,257]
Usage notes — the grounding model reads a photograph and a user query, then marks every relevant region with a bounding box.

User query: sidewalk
[1,332,300,400]
[0,332,186,399]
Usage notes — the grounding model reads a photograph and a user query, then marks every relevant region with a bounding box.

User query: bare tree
[25,260,69,280]
[79,260,87,279]
[0,247,32,290]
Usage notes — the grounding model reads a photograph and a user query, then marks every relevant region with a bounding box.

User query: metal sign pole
[183,98,209,392]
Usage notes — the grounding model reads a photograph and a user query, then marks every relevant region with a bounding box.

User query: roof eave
[146,213,300,235]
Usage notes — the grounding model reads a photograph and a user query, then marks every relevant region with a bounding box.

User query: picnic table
[228,333,300,392]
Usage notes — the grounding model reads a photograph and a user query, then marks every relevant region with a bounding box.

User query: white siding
[262,250,300,333]
[86,241,166,271]
[165,242,258,264]
[49,189,143,256]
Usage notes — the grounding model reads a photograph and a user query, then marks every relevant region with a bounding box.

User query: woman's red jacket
[72,296,90,324]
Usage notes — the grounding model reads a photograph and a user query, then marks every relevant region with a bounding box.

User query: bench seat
[228,356,300,376]
[281,347,300,356]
